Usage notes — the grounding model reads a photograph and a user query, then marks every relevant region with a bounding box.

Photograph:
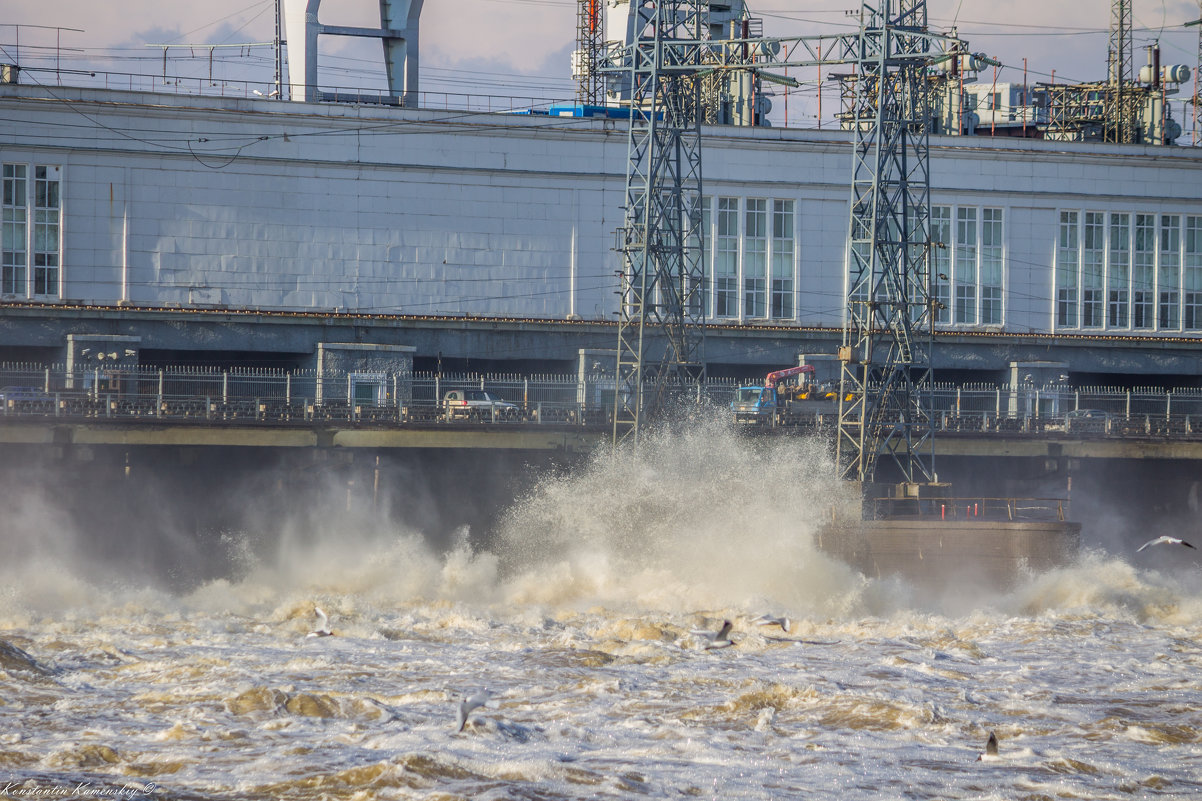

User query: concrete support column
[284,0,423,104]
[283,0,321,102]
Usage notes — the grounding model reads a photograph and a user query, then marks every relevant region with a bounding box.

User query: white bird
[456,688,492,732]
[1136,536,1197,552]
[752,614,791,633]
[306,606,333,637]
[691,620,735,650]
[976,731,999,761]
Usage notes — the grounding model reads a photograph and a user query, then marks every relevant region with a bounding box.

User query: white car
[441,389,520,421]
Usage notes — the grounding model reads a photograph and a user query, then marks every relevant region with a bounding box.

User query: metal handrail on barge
[871,496,1069,522]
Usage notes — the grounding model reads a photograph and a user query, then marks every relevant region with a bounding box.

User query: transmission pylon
[601,0,953,462]
[611,1,708,448]
[1106,0,1136,143]
[575,0,605,105]
[835,0,937,489]
[1195,2,1201,145]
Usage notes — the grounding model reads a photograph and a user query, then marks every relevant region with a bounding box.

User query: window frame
[2,161,61,300]
[743,198,768,319]
[931,203,1004,329]
[702,194,798,323]
[770,199,795,320]
[1185,215,1202,331]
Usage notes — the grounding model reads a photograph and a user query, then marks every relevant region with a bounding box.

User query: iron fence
[1,363,1201,437]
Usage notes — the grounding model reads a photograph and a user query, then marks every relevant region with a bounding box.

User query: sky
[2,1,1199,124]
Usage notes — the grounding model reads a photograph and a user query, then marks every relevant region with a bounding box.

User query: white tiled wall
[2,86,1200,337]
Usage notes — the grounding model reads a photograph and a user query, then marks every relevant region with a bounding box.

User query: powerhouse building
[1,78,1202,381]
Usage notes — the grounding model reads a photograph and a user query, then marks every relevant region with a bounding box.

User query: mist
[2,415,1200,624]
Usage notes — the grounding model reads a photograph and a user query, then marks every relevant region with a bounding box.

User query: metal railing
[7,53,1202,141]
[9,65,575,117]
[0,365,627,427]
[1,364,1200,438]
[870,496,1070,522]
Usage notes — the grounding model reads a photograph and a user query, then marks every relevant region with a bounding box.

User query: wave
[2,415,1200,625]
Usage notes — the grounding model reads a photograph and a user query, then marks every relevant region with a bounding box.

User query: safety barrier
[1,364,1200,439]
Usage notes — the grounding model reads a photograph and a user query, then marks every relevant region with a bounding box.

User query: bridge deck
[3,412,1202,459]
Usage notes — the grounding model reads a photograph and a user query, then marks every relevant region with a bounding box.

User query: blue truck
[731,365,817,426]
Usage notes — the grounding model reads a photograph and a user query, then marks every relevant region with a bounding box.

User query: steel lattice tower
[836,0,936,488]
[1195,1,1201,145]
[576,0,605,105]
[604,0,948,461]
[1106,0,1135,143]
[612,1,708,447]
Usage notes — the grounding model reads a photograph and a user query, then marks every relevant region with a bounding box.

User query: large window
[696,198,710,318]
[930,204,1003,327]
[1159,215,1181,330]
[954,207,978,324]
[1060,209,1199,332]
[1056,211,1079,327]
[2,163,59,299]
[33,166,61,297]
[2,164,27,296]
[702,195,797,322]
[770,200,794,318]
[931,206,951,323]
[1108,212,1130,327]
[1186,216,1202,330]
[744,199,767,318]
[1133,213,1155,329]
[1081,211,1105,328]
[714,197,738,317]
[980,208,1003,324]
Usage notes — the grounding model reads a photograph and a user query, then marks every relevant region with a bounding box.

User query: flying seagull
[692,620,735,650]
[306,606,333,638]
[1136,536,1196,552]
[456,688,492,732]
[752,614,791,633]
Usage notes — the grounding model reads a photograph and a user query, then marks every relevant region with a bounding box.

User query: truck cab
[731,385,778,425]
[730,364,828,427]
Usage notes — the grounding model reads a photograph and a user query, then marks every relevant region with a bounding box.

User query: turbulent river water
[2,422,1201,800]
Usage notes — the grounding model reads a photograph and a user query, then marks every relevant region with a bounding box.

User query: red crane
[764,365,815,389]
